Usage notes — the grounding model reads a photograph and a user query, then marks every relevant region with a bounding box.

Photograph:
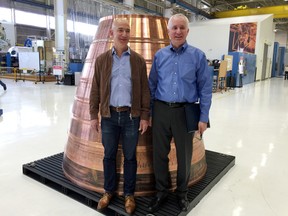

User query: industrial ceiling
[102,0,288,32]
[2,0,288,32]
[1,0,287,45]
[203,0,288,32]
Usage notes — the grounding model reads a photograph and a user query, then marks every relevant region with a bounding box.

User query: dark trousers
[0,79,6,90]
[101,110,140,196]
[152,100,193,197]
[285,72,288,80]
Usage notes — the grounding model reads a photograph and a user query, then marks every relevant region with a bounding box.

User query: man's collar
[169,41,188,52]
[112,47,131,55]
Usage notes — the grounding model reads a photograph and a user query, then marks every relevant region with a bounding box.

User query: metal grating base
[22,150,235,216]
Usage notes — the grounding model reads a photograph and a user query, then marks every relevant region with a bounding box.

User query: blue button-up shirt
[110,47,132,107]
[149,42,212,122]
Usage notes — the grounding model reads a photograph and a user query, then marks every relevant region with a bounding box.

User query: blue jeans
[101,110,140,195]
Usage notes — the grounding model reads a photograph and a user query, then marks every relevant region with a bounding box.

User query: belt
[110,106,131,112]
[157,100,187,108]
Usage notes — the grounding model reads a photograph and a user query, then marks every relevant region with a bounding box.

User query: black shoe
[148,193,168,213]
[3,84,6,91]
[178,197,189,212]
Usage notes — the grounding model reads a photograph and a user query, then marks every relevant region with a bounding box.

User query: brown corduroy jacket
[89,49,150,121]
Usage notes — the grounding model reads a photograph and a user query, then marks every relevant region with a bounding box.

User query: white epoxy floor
[0,77,287,216]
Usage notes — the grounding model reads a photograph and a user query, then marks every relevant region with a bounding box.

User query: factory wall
[187,14,275,81]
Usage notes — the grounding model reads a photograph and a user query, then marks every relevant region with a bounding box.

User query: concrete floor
[0,77,288,216]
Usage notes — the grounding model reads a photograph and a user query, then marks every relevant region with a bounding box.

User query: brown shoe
[125,195,136,215]
[97,192,113,210]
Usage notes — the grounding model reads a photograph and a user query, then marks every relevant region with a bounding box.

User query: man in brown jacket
[89,18,150,215]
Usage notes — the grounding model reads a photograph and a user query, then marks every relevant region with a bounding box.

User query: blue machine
[5,52,12,73]
[278,47,285,77]
[228,52,257,87]
[272,42,286,77]
[68,62,83,73]
[271,42,279,77]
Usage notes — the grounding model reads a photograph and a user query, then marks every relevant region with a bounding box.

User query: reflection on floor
[1,78,288,216]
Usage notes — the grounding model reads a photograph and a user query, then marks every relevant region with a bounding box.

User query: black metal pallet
[22,150,235,216]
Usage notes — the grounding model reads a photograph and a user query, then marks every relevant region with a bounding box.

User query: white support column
[53,0,68,76]
[189,13,197,22]
[123,0,134,7]
[45,0,52,40]
[164,8,173,19]
[189,0,201,22]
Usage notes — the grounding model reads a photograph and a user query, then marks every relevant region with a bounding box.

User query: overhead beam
[169,0,214,19]
[213,5,288,19]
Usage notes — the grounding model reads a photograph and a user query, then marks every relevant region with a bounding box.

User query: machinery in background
[1,37,55,74]
[0,37,56,83]
[1,46,32,73]
[1,33,83,84]
[271,42,285,78]
[24,36,53,74]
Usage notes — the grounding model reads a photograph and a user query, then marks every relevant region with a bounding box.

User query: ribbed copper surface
[63,14,207,196]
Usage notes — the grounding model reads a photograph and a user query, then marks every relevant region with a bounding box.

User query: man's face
[168,17,189,49]
[110,21,130,50]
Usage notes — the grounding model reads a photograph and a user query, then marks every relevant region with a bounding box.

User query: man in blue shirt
[148,13,212,213]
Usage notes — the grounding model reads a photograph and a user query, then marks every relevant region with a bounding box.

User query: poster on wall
[228,22,257,54]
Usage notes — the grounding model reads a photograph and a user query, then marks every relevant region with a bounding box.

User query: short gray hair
[167,13,189,29]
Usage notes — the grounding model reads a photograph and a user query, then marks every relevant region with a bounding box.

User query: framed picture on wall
[228,22,257,54]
